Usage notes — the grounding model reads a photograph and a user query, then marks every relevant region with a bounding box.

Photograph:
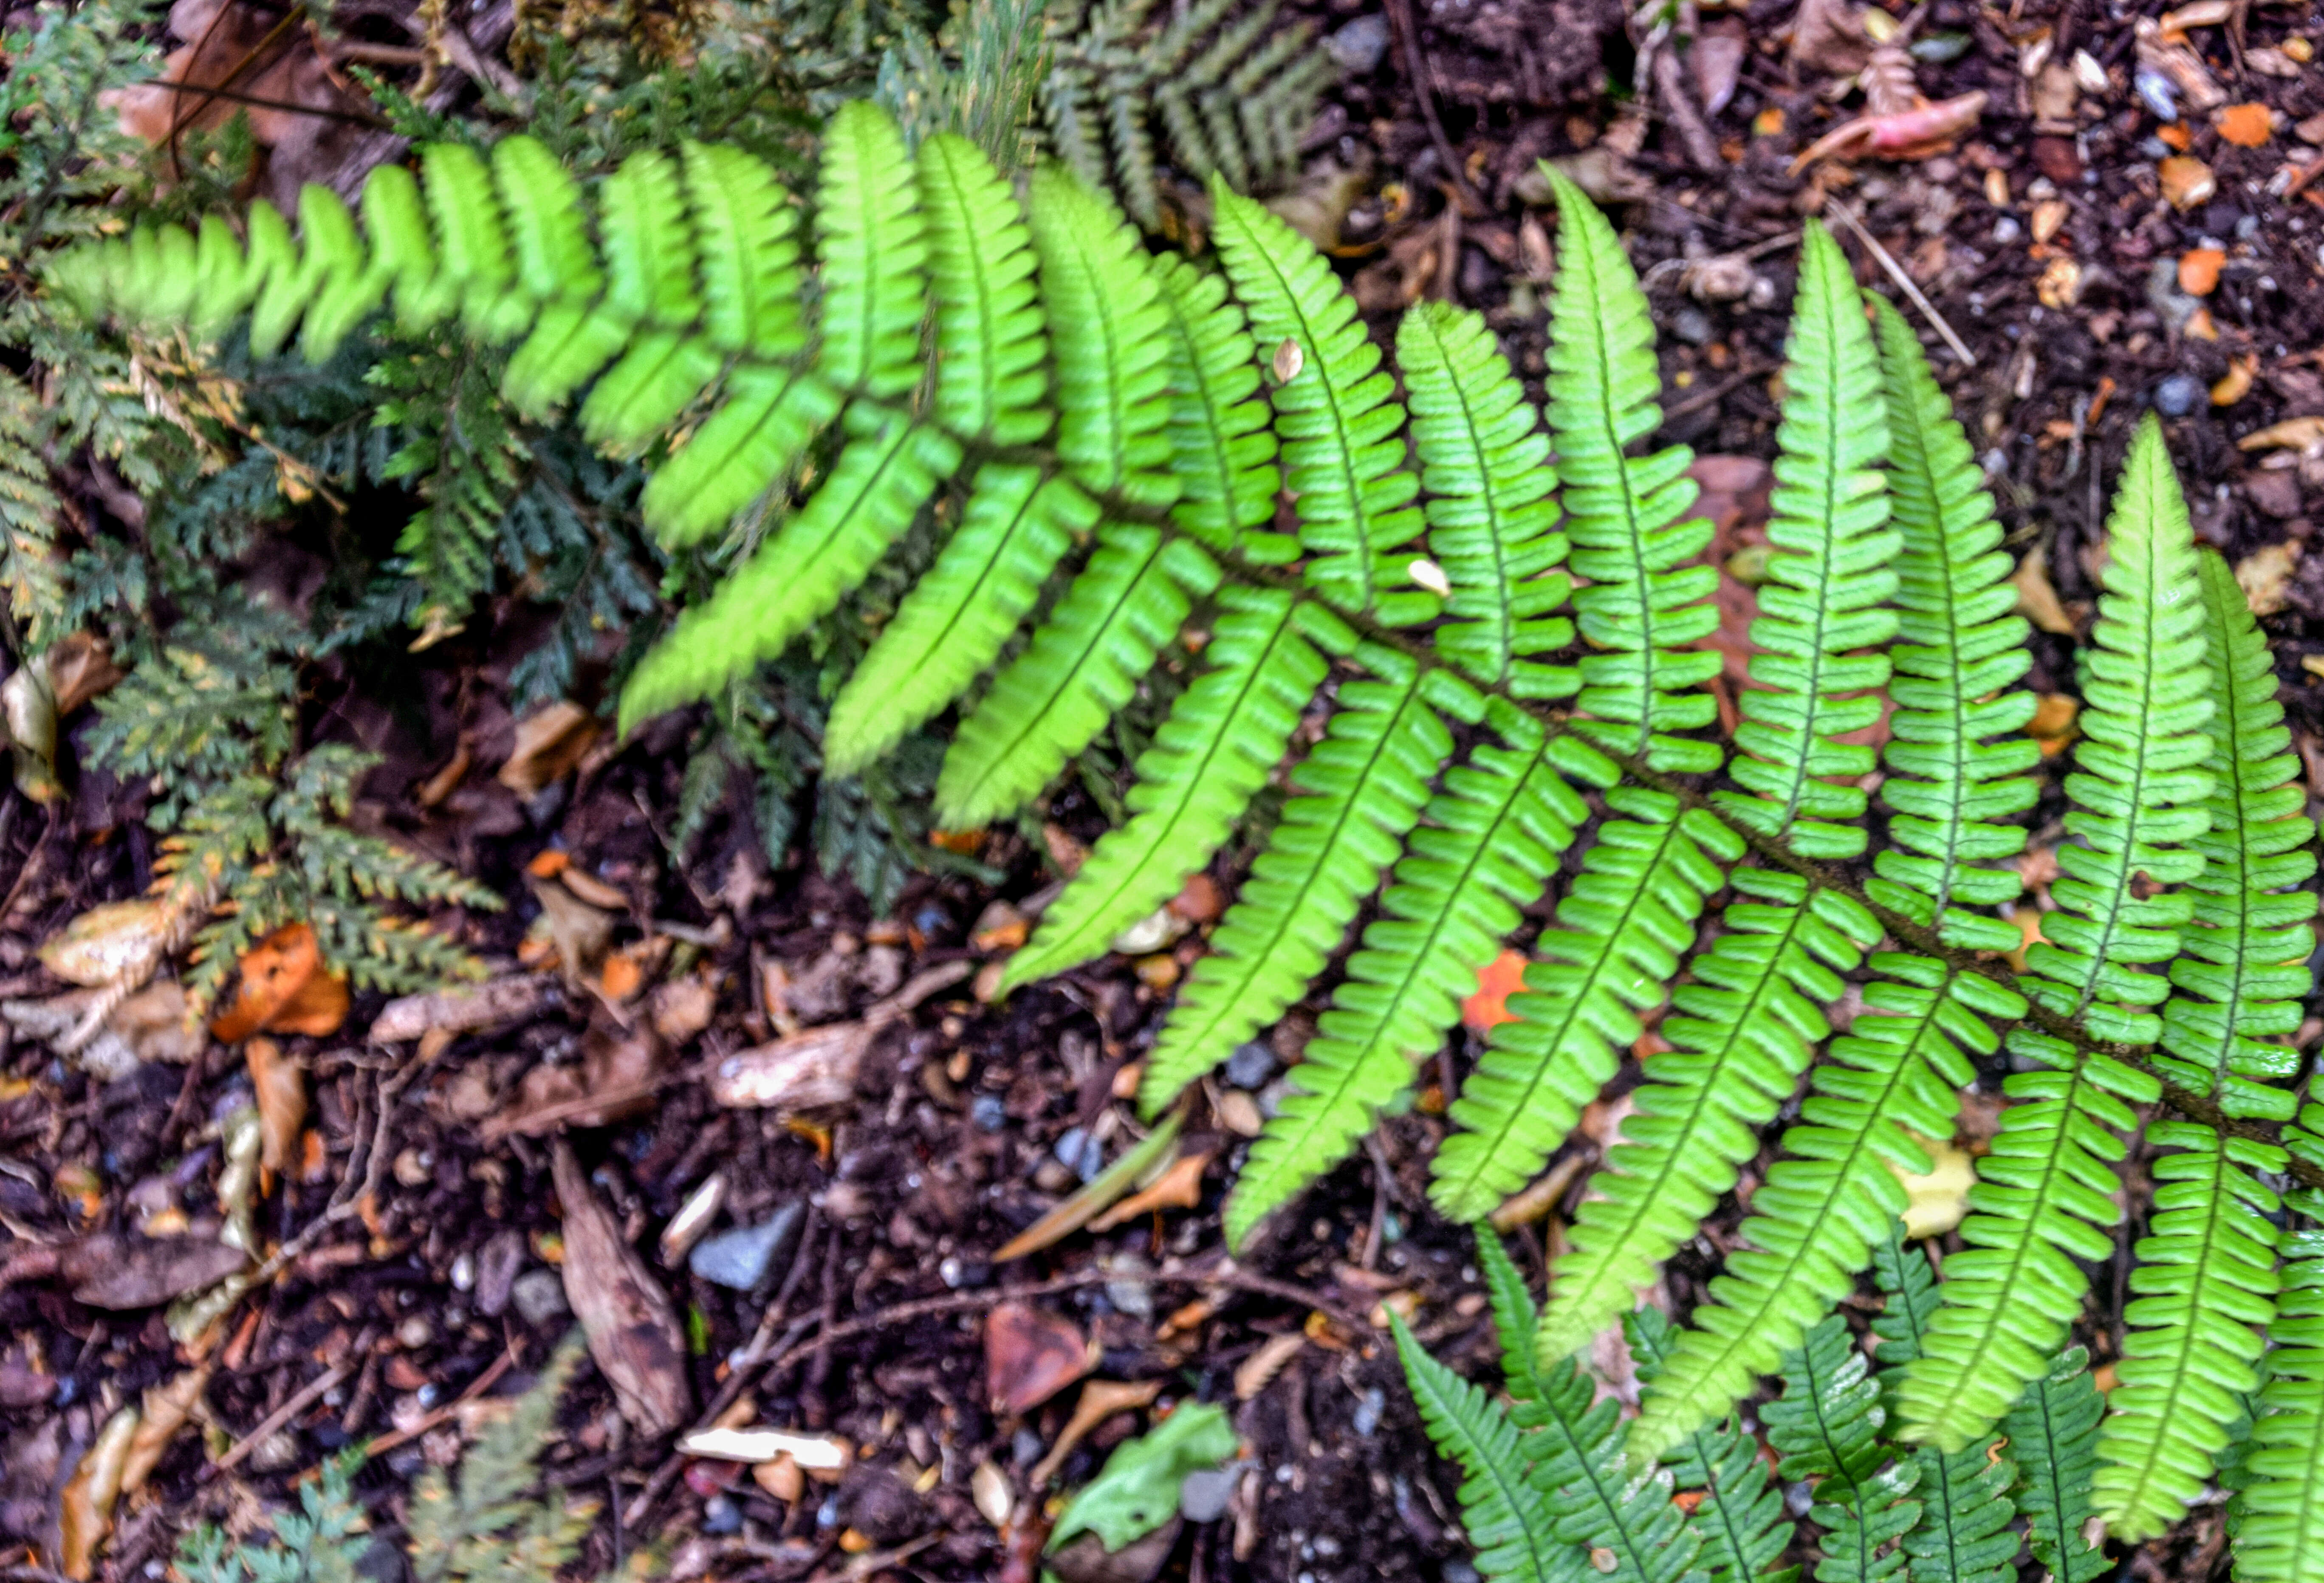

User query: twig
[128,77,391,127]
[209,1362,353,1475]
[1824,198,1977,367]
[1381,0,1479,207]
[349,1345,518,1461]
[1659,364,1773,424]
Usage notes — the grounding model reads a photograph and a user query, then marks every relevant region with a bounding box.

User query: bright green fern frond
[1629,957,2020,1459]
[1208,182,1431,625]
[1150,254,1282,557]
[1225,708,1604,1247]
[1136,651,1454,1112]
[1430,791,1741,1223]
[2237,1223,2324,1583]
[1512,1335,1703,1583]
[919,132,1050,446]
[1709,221,1897,858]
[999,589,1344,987]
[1899,416,2205,1451]
[936,526,1219,828]
[0,371,63,646]
[1628,1306,1797,1583]
[1539,167,1720,776]
[815,101,928,399]
[1764,1315,1920,1583]
[1395,300,1574,698]
[620,416,959,729]
[1534,871,1879,1365]
[1393,1314,1567,1583]
[1864,297,2037,954]
[1866,1230,2019,1583]
[823,468,1095,775]
[2002,1347,2109,1583]
[2159,551,2318,1116]
[1029,164,1177,505]
[2095,1123,2283,1539]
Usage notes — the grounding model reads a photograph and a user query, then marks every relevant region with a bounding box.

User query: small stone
[1225,1042,1277,1089]
[2154,374,2205,418]
[1106,1275,1154,1320]
[970,1094,1008,1133]
[702,1494,743,1535]
[1325,13,1389,73]
[1215,1089,1264,1137]
[511,1267,570,1327]
[475,1229,525,1318]
[1181,1467,1237,1524]
[1352,1386,1385,1437]
[690,1203,803,1291]
[396,1315,433,1350]
[449,1252,475,1292]
[1992,215,2022,245]
[1443,1563,1482,1583]
[1669,305,1714,345]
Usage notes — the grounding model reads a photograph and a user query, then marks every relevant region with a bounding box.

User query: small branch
[207,1362,353,1475]
[1825,198,1977,367]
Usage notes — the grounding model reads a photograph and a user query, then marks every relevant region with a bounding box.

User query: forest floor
[6,0,2324,1579]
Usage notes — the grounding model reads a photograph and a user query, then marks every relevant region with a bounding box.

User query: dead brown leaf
[1789,0,1870,76]
[60,1404,138,1579]
[6,1231,251,1309]
[551,1139,691,1436]
[42,634,124,716]
[531,877,613,990]
[208,922,349,1042]
[1087,1151,1212,1233]
[710,961,974,1111]
[368,972,555,1044]
[1028,1380,1164,1487]
[121,1366,211,1496]
[2011,545,2077,635]
[244,1036,307,1178]
[490,1022,672,1138]
[986,1301,1093,1416]
[649,973,717,1044]
[38,898,183,988]
[2237,542,2301,616]
[2238,417,2324,453]
[499,700,601,797]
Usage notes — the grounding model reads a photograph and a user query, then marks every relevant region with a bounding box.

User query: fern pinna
[46,98,2324,1566]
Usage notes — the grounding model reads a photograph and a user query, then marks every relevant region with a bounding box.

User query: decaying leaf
[709,961,973,1111]
[986,1301,1094,1416]
[1030,1379,1166,1487]
[3,979,203,1079]
[216,1106,263,1253]
[38,898,185,988]
[2239,417,2324,453]
[1461,948,1530,1033]
[650,972,718,1043]
[490,1022,672,1138]
[2217,102,2273,147]
[1087,1151,1214,1233]
[1789,0,1870,76]
[368,972,556,1044]
[60,1404,138,1579]
[2159,155,2217,211]
[2,659,59,803]
[995,1111,1187,1260]
[551,1140,691,1436]
[121,1366,211,1495]
[244,1037,307,1178]
[2011,544,2077,635]
[209,922,350,1042]
[499,700,602,796]
[0,1231,251,1310]
[1887,1132,1976,1237]
[2237,542,2301,616]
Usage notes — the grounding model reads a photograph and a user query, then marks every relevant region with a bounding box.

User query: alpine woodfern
[44,102,2324,1569]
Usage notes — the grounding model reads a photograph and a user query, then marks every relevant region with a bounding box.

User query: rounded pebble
[2154,373,2205,418]
[1180,1467,1237,1524]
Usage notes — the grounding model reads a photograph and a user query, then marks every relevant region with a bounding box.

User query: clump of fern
[42,83,2324,1570]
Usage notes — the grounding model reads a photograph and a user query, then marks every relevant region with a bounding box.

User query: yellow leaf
[1887,1133,1977,1238]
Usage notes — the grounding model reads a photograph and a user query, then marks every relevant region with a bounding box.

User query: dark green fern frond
[1899,415,2205,1452]
[1512,1335,1703,1583]
[1866,1230,2019,1583]
[1136,651,1453,1111]
[1430,790,1740,1222]
[1763,1315,1920,1583]
[1628,1306,1797,1583]
[2238,1224,2324,1583]
[1533,869,1879,1365]
[0,369,64,646]
[1393,1313,1568,1583]
[1396,301,1574,700]
[1537,166,1720,776]
[2001,1347,2109,1583]
[1708,221,1897,859]
[1209,182,1432,626]
[1225,708,1606,1247]
[1476,1225,1546,1400]
[1863,298,2036,953]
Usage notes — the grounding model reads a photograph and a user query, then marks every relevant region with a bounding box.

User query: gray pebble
[971,1094,1008,1132]
[1326,14,1389,74]
[1352,1385,1386,1437]
[1670,305,1714,346]
[1225,1042,1277,1089]
[2154,373,2205,419]
[702,1494,742,1535]
[690,1202,803,1291]
[511,1267,570,1328]
[1181,1467,1237,1524]
[1443,1563,1482,1583]
[1992,215,2022,245]
[1013,1428,1046,1467]
[1054,1127,1102,1181]
[475,1229,526,1318]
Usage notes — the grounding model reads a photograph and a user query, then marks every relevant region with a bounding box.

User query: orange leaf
[208,923,349,1042]
[2217,102,2272,147]
[1463,948,1530,1033]
[2178,247,2225,295]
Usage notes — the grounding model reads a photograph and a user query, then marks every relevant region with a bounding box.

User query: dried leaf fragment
[1088,1151,1213,1233]
[2159,155,2217,210]
[1030,1379,1166,1487]
[369,972,554,1043]
[551,1140,691,1436]
[499,700,601,796]
[2217,102,2273,147]
[1886,1133,1976,1236]
[122,1366,211,1495]
[2011,545,2077,635]
[1461,948,1529,1033]
[2237,542,2301,616]
[60,1404,138,1579]
[1233,1331,1307,1400]
[2239,417,2324,453]
[209,922,349,1042]
[986,1301,1093,1415]
[244,1037,307,1178]
[2178,248,2225,296]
